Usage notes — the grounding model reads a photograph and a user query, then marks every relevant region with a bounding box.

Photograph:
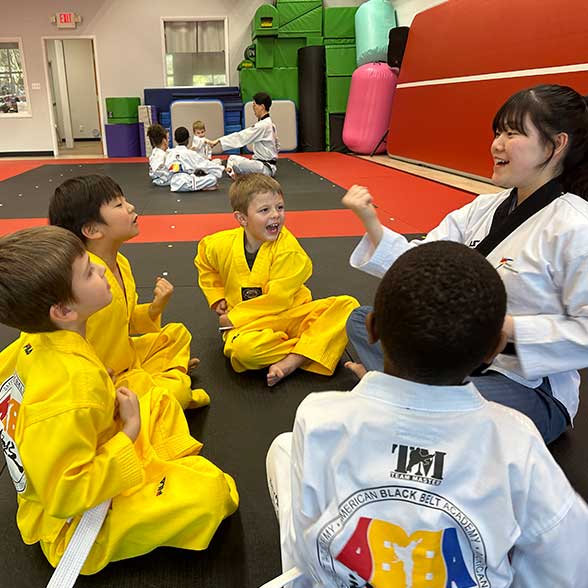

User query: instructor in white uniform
[208,92,279,179]
[343,84,588,444]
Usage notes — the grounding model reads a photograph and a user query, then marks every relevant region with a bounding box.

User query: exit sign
[50,12,82,29]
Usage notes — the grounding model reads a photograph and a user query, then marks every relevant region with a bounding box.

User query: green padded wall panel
[323,37,355,45]
[106,97,140,119]
[252,4,279,37]
[274,38,306,67]
[323,7,358,38]
[240,67,299,107]
[277,1,322,26]
[279,6,323,35]
[326,76,351,113]
[255,37,275,68]
[325,45,356,76]
[306,36,324,46]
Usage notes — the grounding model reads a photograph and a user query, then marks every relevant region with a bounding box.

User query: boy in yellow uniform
[195,174,359,386]
[50,174,208,409]
[0,226,238,574]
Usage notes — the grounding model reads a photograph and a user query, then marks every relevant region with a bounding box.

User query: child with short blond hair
[195,173,359,386]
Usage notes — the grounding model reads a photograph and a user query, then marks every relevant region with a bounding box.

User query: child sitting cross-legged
[194,173,359,386]
[0,226,238,575]
[49,174,209,409]
[267,241,588,588]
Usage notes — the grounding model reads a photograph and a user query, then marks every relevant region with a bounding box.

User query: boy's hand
[342,185,378,222]
[205,138,219,147]
[149,276,174,320]
[342,184,384,247]
[212,298,228,316]
[218,314,233,329]
[116,387,141,442]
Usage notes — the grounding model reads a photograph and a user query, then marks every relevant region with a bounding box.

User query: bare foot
[201,184,218,191]
[344,361,367,379]
[267,353,308,387]
[225,166,236,180]
[188,357,200,374]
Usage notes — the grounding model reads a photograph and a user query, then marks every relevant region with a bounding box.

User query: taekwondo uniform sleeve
[287,400,327,586]
[227,249,312,328]
[511,243,588,379]
[117,255,162,335]
[349,195,485,278]
[148,148,169,183]
[220,124,265,151]
[510,436,588,588]
[195,237,227,309]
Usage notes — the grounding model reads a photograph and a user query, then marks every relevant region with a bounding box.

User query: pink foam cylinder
[343,63,398,154]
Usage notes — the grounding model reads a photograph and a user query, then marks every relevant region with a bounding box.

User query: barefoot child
[49,174,208,409]
[194,173,359,386]
[0,226,238,576]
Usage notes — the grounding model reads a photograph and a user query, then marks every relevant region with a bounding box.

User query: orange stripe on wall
[0,210,369,243]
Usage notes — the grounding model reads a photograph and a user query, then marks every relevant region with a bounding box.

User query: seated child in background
[146,123,171,186]
[194,174,359,386]
[166,126,223,193]
[191,119,212,160]
[207,92,279,180]
[266,241,588,588]
[49,174,209,410]
[0,226,238,575]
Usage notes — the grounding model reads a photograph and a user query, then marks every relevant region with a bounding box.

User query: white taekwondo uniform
[191,135,212,160]
[267,371,588,588]
[164,145,223,192]
[350,187,588,424]
[148,147,171,186]
[219,114,279,177]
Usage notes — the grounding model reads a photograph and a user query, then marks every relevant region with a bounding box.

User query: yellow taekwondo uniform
[0,330,238,574]
[87,251,208,409]
[195,226,359,374]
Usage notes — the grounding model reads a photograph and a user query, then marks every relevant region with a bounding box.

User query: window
[0,38,30,116]
[162,19,228,87]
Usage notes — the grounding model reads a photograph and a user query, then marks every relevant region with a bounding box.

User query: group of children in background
[0,83,587,587]
[147,91,279,192]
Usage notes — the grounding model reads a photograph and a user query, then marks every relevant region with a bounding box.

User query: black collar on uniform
[260,113,270,120]
[475,177,565,258]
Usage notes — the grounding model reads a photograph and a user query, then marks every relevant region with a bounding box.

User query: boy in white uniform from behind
[165,127,223,193]
[191,120,212,160]
[208,92,279,179]
[147,124,171,186]
[267,241,588,588]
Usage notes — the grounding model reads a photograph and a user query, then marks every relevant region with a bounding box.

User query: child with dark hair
[194,173,358,386]
[0,226,238,576]
[267,241,588,588]
[49,174,208,410]
[165,126,223,192]
[146,123,171,186]
[207,91,279,179]
[344,83,588,444]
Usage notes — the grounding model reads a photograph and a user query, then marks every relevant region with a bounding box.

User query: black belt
[258,159,277,165]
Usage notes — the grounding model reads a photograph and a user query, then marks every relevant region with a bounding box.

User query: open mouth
[494,159,509,167]
[266,223,280,234]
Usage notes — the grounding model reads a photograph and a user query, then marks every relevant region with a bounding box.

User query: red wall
[388,0,588,178]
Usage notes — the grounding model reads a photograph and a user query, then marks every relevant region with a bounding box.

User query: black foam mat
[0,159,347,218]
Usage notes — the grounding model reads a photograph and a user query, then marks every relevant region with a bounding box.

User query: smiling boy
[194,174,358,386]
